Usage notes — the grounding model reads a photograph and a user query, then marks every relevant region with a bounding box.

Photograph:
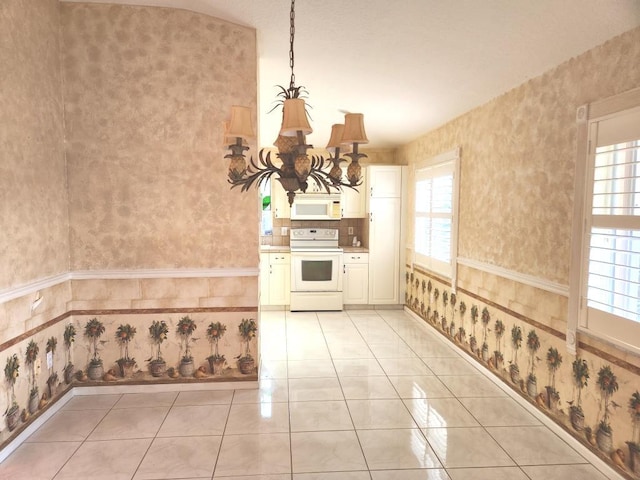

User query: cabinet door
[259,253,271,305]
[307,182,324,194]
[271,178,291,219]
[341,167,367,218]
[344,263,369,304]
[269,254,290,306]
[368,197,401,304]
[368,165,402,198]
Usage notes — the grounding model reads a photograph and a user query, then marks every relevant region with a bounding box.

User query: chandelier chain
[225,0,365,205]
[289,0,296,90]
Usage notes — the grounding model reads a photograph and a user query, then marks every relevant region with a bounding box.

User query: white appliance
[290,228,343,311]
[290,194,341,221]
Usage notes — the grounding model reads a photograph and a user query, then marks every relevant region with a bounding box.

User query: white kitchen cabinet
[340,166,367,218]
[368,197,401,304]
[367,165,405,305]
[367,165,403,199]
[343,252,369,304]
[306,182,325,193]
[260,252,290,306]
[271,177,291,219]
[259,253,270,304]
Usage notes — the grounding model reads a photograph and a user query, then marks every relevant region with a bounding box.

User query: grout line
[47,392,123,478]
[331,310,374,479]
[403,307,625,480]
[210,388,234,478]
[1,310,626,479]
[285,310,295,478]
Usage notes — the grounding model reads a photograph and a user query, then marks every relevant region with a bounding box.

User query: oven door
[291,250,343,292]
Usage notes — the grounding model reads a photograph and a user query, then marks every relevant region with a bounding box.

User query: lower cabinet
[260,252,290,306]
[343,253,369,304]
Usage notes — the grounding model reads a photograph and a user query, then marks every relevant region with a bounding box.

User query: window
[413,148,460,280]
[587,138,640,322]
[572,102,640,353]
[260,180,273,236]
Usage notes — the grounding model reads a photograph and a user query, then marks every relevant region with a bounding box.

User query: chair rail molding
[456,257,569,297]
[0,268,260,305]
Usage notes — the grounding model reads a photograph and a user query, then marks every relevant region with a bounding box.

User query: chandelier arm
[306,167,361,193]
[310,154,329,170]
[317,166,364,191]
[255,149,282,172]
[232,169,276,193]
[229,150,285,192]
[307,154,364,191]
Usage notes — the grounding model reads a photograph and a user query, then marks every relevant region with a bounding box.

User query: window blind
[415,160,455,277]
[587,140,640,323]
[585,109,640,331]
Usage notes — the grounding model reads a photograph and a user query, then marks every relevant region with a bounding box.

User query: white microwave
[290,194,341,220]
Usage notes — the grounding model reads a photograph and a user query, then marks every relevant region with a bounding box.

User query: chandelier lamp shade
[224,0,367,206]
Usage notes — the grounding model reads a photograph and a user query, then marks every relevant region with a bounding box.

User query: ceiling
[64,0,640,149]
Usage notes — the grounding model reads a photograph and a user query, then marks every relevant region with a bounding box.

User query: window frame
[412,147,460,286]
[568,87,640,356]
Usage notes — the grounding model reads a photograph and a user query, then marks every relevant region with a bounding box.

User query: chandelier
[224,0,368,206]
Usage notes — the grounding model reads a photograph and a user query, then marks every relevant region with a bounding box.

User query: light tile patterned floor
[0,309,622,479]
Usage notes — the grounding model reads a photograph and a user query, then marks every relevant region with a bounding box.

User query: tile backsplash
[263,218,366,248]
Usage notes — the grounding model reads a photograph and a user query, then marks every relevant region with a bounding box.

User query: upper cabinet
[368,165,403,198]
[341,166,367,218]
[271,177,290,218]
[306,182,326,194]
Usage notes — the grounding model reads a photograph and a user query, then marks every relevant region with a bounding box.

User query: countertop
[342,246,369,253]
[259,245,291,253]
[260,245,369,253]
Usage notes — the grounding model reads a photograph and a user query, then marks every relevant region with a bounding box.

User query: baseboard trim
[402,307,623,480]
[0,380,258,463]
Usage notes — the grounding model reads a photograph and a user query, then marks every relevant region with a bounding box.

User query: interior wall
[0,1,260,444]
[400,26,640,475]
[62,3,259,270]
[0,0,69,291]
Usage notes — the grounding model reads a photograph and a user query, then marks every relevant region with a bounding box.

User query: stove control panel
[290,228,339,240]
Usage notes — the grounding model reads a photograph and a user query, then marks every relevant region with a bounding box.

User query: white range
[289,228,343,311]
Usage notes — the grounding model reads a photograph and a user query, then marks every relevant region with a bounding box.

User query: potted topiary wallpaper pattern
[405,266,640,478]
[0,312,257,444]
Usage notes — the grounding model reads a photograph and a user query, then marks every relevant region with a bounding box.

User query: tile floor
[0,309,621,480]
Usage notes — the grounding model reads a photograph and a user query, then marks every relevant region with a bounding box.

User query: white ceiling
[64,0,640,149]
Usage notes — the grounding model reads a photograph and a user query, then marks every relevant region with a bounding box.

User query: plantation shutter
[584,107,640,349]
[415,160,455,278]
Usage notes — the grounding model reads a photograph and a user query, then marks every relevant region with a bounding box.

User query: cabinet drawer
[343,253,369,264]
[270,253,290,264]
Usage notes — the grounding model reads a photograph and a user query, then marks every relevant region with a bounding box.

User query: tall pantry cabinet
[367,165,406,305]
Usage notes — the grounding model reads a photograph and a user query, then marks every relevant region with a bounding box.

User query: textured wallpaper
[399,26,640,285]
[0,0,69,290]
[62,3,259,270]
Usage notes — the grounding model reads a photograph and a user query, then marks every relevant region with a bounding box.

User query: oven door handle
[291,251,343,258]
